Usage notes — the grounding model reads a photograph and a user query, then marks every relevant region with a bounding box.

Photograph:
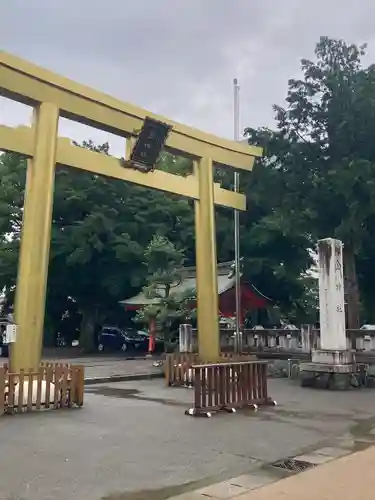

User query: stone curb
[167,441,359,500]
[84,371,164,385]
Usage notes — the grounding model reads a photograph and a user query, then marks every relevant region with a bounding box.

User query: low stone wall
[192,327,375,359]
[267,359,375,388]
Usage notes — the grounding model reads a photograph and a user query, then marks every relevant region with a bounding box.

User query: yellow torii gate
[0,52,262,371]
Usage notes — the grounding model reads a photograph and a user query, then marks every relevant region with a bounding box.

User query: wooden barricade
[0,362,84,415]
[164,353,199,387]
[186,360,276,417]
[164,352,257,387]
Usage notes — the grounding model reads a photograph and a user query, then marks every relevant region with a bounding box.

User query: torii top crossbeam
[0,51,261,210]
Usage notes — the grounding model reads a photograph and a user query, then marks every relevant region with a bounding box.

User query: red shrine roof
[120,261,271,314]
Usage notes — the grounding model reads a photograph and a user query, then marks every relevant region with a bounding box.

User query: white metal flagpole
[233,78,242,353]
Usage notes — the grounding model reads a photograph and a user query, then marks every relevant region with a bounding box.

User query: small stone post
[179,324,193,353]
[301,324,311,354]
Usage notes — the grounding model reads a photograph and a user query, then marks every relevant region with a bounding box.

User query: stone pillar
[300,238,355,390]
[301,324,311,354]
[318,238,346,351]
[179,324,193,353]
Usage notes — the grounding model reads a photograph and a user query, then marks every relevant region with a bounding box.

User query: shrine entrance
[0,51,262,371]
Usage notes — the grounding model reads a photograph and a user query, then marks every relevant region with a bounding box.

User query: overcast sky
[2,0,375,156]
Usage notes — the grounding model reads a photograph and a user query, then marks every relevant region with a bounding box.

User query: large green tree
[247,37,375,327]
[0,146,196,350]
[214,151,313,322]
[135,235,196,337]
[0,152,26,306]
[51,146,196,350]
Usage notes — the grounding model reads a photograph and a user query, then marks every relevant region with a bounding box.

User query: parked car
[97,326,148,353]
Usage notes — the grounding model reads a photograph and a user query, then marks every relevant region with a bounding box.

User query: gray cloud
[2,0,375,155]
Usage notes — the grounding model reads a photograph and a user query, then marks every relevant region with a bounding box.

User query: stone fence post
[179,324,193,353]
[301,324,312,353]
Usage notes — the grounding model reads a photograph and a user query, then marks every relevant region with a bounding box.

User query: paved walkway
[169,442,375,500]
[240,445,375,500]
[59,356,162,381]
[1,355,163,381]
[2,378,375,500]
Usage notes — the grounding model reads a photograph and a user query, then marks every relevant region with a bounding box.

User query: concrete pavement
[56,356,163,382]
[169,445,375,500]
[241,445,375,500]
[1,378,375,499]
[168,441,375,500]
[1,355,163,382]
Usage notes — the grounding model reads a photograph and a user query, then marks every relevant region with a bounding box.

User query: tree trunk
[43,314,56,347]
[343,245,360,329]
[80,308,97,353]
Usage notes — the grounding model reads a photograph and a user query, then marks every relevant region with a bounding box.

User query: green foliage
[270,37,375,243]
[135,235,196,334]
[0,153,26,302]
[0,146,195,350]
[245,36,375,326]
[49,141,146,349]
[241,159,313,316]
[288,275,319,325]
[214,145,313,320]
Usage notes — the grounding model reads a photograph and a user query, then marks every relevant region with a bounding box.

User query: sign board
[5,323,17,344]
[129,117,172,172]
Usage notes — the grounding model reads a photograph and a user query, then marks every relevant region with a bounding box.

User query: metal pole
[233,78,242,354]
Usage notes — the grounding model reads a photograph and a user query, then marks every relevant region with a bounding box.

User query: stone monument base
[299,349,357,390]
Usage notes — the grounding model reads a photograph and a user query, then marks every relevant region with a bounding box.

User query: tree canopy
[0,146,195,350]
[246,36,375,326]
[134,235,196,337]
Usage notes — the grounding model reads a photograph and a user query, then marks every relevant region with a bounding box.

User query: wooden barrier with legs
[0,362,84,415]
[164,352,257,387]
[185,360,276,417]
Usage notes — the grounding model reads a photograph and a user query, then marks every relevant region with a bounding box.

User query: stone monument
[300,238,356,389]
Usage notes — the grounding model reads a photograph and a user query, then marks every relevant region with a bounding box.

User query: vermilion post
[148,317,156,355]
